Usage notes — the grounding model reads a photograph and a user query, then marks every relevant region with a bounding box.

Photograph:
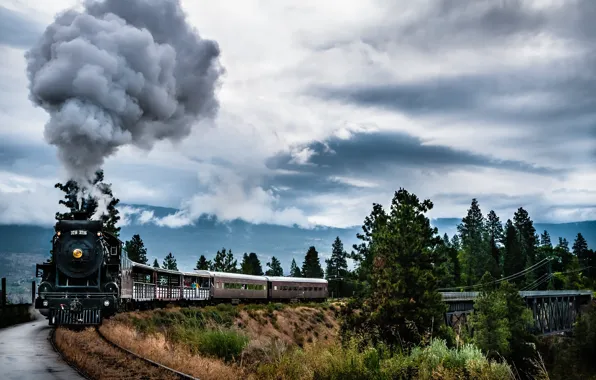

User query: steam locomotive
[34,213,122,325]
[34,215,328,327]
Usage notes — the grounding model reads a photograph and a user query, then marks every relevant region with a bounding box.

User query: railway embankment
[58,301,527,379]
[94,302,340,379]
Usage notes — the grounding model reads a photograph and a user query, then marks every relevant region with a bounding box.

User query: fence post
[31,281,36,305]
[1,277,6,308]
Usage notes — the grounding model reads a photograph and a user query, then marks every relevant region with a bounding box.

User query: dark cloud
[0,138,56,168]
[267,131,561,182]
[312,0,548,52]
[0,6,43,49]
[311,68,596,138]
[308,0,596,159]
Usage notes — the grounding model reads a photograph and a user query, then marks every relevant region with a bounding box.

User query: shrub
[179,327,249,362]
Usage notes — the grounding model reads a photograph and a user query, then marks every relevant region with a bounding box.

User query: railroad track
[49,328,94,380]
[95,327,199,380]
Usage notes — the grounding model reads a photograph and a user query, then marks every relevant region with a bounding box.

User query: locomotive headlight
[97,232,101,237]
[103,300,110,307]
[73,248,83,259]
[42,300,49,307]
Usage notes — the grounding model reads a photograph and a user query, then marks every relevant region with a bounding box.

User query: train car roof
[129,262,211,277]
[265,276,328,284]
[207,271,268,281]
[182,270,211,277]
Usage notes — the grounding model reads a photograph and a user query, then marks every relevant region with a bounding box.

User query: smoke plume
[25,0,224,185]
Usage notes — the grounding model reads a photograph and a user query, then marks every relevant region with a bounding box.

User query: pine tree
[54,169,121,236]
[210,248,237,272]
[301,246,324,278]
[351,203,389,283]
[513,207,538,286]
[123,234,148,264]
[540,230,552,248]
[211,248,226,271]
[289,258,301,277]
[486,210,504,278]
[342,188,447,348]
[325,236,349,279]
[265,256,284,276]
[573,233,589,267]
[194,255,211,270]
[503,219,521,278]
[450,234,461,251]
[436,233,461,288]
[240,252,263,275]
[162,252,178,270]
[457,198,489,285]
[153,259,160,268]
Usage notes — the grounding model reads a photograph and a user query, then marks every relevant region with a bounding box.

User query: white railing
[183,287,210,300]
[133,282,155,301]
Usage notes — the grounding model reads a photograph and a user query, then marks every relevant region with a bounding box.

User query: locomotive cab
[34,216,122,326]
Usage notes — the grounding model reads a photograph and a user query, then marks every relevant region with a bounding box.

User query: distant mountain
[1,204,594,275]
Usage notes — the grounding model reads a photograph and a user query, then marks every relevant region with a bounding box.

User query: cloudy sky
[1,0,595,229]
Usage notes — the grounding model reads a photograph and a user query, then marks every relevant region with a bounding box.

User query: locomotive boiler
[34,213,122,326]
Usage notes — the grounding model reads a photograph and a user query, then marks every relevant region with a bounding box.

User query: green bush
[175,326,249,362]
[255,338,516,380]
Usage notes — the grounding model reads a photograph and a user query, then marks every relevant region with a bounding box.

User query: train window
[111,247,117,256]
[274,286,277,290]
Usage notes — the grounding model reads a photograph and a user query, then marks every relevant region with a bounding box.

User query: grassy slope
[97,302,523,380]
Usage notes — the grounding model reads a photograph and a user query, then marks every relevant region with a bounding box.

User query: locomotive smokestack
[25,0,225,185]
[72,211,88,221]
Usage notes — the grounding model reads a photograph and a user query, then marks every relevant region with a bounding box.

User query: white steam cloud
[25,0,224,196]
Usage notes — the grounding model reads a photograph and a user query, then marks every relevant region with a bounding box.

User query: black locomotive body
[34,215,122,326]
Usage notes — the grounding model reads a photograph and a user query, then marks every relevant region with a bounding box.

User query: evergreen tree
[325,236,349,279]
[240,252,263,275]
[301,246,324,278]
[457,198,489,285]
[211,248,226,271]
[503,219,521,278]
[436,233,461,288]
[123,234,148,264]
[470,273,511,357]
[486,210,504,278]
[224,249,239,273]
[162,252,178,270]
[540,230,552,248]
[573,233,590,267]
[194,255,211,270]
[470,273,535,366]
[351,203,389,283]
[342,188,447,348]
[210,248,238,272]
[450,234,461,251]
[289,258,301,277]
[513,207,538,286]
[265,256,284,276]
[153,259,160,268]
[54,169,121,236]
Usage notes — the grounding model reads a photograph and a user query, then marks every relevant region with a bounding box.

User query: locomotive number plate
[70,230,88,235]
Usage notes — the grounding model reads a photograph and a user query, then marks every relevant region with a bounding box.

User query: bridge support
[526,295,580,334]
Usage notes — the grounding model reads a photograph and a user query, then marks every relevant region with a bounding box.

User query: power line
[438,257,553,292]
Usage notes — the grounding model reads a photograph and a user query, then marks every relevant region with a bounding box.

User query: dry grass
[99,321,244,380]
[54,327,178,380]
[237,306,339,348]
